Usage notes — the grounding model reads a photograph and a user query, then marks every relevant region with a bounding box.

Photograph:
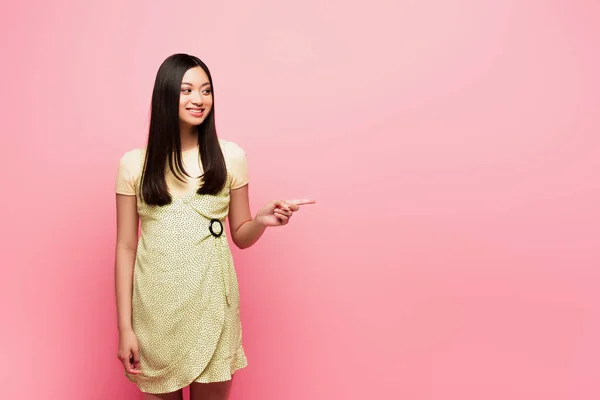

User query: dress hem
[128,350,248,394]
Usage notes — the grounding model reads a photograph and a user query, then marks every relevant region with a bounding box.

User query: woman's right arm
[115,194,142,374]
[115,194,139,332]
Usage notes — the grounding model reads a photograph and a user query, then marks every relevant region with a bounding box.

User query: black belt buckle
[209,219,224,238]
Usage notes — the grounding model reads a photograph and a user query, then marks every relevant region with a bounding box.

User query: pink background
[1,1,599,399]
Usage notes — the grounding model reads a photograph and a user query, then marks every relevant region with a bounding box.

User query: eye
[181,88,192,93]
[202,88,212,95]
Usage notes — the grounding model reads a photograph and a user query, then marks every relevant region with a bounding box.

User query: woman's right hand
[117,329,141,374]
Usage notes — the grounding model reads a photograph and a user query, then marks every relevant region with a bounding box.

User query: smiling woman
[113,53,315,400]
[139,55,227,206]
[179,70,213,128]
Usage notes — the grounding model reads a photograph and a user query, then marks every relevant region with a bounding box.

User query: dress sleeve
[115,150,141,195]
[226,142,249,190]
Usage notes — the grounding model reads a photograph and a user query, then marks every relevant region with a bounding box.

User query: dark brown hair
[141,53,226,205]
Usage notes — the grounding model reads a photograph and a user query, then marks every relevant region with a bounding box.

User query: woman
[114,53,314,399]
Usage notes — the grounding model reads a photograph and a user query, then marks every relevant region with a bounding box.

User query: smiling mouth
[187,108,205,117]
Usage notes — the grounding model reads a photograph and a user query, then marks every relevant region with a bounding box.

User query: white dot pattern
[125,147,247,394]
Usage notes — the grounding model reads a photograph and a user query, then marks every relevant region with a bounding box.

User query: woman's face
[179,66,213,129]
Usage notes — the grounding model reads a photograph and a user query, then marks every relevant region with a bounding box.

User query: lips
[187,108,205,117]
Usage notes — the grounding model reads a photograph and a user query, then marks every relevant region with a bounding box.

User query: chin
[182,117,206,127]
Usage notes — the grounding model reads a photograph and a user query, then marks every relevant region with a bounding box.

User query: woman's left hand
[255,199,316,227]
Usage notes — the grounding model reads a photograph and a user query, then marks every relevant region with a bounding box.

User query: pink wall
[1,1,599,399]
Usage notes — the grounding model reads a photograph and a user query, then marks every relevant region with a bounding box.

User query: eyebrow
[181,82,211,87]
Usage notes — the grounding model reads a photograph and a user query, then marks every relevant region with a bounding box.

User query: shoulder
[219,138,246,163]
[120,148,144,163]
[118,148,145,176]
[116,148,145,194]
[219,138,249,188]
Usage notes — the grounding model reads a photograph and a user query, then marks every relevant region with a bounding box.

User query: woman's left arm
[228,184,314,249]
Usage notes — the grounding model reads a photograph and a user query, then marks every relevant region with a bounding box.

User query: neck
[179,125,198,151]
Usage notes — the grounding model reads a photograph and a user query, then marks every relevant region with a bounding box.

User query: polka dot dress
[125,148,247,394]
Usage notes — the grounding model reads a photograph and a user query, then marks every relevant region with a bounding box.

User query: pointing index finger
[287,199,316,206]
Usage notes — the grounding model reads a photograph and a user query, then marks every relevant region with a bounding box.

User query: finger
[274,200,291,212]
[284,203,299,212]
[274,212,289,223]
[127,362,141,374]
[274,208,293,217]
[125,351,141,374]
[275,211,289,220]
[287,199,316,206]
[132,348,141,372]
[123,352,135,373]
[278,201,298,212]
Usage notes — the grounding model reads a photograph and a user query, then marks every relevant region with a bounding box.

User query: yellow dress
[117,141,248,394]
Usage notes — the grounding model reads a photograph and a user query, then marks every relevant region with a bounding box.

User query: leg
[143,389,184,400]
[190,379,233,400]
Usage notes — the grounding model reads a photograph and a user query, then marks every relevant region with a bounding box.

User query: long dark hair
[141,53,227,206]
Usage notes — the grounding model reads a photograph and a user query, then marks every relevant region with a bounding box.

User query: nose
[191,90,204,105]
